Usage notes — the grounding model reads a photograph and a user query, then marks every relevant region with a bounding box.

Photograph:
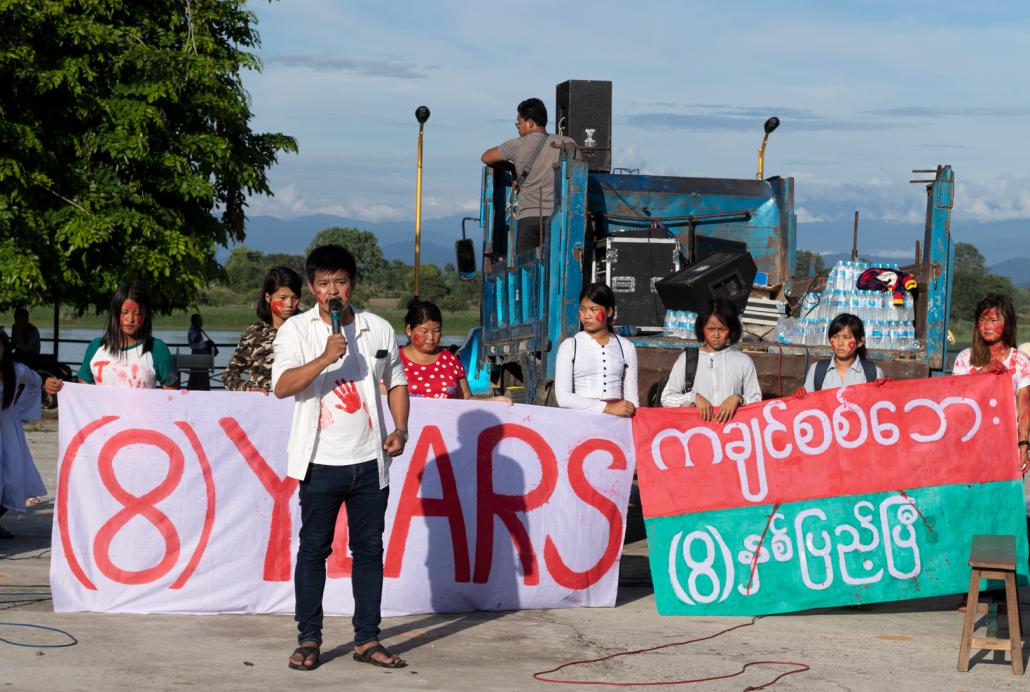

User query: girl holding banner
[400,298,509,403]
[660,298,761,422]
[952,294,1030,472]
[799,313,883,392]
[44,282,177,394]
[555,283,639,416]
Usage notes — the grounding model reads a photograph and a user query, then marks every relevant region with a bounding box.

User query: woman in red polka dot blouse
[401,299,510,402]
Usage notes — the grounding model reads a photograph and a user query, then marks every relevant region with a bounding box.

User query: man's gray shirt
[497,132,574,220]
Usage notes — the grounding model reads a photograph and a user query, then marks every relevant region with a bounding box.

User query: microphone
[328,298,344,336]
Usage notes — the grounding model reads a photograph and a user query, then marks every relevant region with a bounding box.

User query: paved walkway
[1,419,1027,690]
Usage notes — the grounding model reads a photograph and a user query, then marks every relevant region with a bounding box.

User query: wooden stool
[957,534,1024,675]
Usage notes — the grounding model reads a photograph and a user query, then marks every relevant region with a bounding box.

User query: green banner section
[646,481,1029,616]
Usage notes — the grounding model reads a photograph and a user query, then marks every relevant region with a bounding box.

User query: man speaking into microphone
[272,244,410,671]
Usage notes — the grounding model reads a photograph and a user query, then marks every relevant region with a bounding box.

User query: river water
[34,328,467,381]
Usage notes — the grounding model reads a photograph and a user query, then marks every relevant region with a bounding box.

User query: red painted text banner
[51,385,635,615]
[633,374,1019,518]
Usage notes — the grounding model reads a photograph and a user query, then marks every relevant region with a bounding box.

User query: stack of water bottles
[663,310,698,339]
[777,260,918,351]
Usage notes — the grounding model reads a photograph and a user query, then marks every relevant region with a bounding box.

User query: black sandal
[353,643,407,668]
[288,645,320,671]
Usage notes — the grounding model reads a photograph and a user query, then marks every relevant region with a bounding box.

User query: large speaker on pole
[555,80,612,172]
[655,251,757,314]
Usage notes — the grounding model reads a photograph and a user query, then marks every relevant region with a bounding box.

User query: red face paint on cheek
[847,340,855,349]
[412,333,426,348]
[271,300,284,317]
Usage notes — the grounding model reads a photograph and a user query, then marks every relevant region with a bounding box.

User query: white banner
[50,385,635,615]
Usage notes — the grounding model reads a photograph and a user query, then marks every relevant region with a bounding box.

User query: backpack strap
[516,134,552,189]
[682,347,700,393]
[860,359,877,383]
[570,334,577,393]
[813,359,832,391]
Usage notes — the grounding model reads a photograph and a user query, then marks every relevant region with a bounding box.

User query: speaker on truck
[655,251,757,314]
[555,80,612,173]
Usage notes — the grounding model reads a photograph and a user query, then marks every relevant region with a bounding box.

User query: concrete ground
[2,418,1028,691]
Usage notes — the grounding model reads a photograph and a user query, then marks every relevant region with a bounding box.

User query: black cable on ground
[0,621,78,648]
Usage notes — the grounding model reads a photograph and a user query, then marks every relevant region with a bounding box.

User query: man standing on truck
[481,98,573,254]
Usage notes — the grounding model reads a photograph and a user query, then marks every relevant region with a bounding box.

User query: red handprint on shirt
[332,379,362,413]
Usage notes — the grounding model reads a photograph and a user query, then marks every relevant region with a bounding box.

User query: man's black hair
[13,307,28,320]
[306,245,358,284]
[517,98,548,128]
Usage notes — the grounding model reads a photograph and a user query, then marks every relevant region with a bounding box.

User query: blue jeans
[295,460,389,647]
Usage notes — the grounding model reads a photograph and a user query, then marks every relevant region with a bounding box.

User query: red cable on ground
[532,616,809,689]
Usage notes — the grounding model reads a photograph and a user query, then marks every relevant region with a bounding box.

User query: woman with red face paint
[401,298,510,403]
[223,267,303,393]
[44,282,177,394]
[554,283,639,417]
[798,313,884,393]
[952,294,1030,473]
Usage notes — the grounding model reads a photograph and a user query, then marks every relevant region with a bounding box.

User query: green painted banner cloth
[646,482,1029,616]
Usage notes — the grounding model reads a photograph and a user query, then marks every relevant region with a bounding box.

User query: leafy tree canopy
[306,226,387,284]
[951,242,1014,322]
[0,0,296,313]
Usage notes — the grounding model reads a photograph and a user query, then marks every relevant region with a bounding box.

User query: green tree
[0,1,296,313]
[951,242,1014,321]
[795,249,826,278]
[306,227,386,285]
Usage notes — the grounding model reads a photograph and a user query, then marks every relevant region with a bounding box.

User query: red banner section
[633,373,1019,519]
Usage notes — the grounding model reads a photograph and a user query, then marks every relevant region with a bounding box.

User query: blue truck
[459,86,954,405]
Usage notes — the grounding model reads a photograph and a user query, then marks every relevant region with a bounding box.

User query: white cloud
[955,179,1030,222]
[796,207,830,223]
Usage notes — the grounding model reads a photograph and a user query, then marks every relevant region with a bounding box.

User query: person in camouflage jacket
[223,267,303,392]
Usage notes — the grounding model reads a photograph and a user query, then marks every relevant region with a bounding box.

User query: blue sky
[242,0,1030,234]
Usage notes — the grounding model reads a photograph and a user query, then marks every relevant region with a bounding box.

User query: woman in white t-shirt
[45,282,178,394]
[952,294,1030,472]
[554,283,639,416]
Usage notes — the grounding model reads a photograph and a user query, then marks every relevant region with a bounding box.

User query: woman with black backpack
[798,313,883,393]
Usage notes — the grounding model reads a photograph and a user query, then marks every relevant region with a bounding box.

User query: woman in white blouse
[554,283,639,417]
[660,298,761,422]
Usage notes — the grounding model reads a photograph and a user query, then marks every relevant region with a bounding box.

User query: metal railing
[38,336,238,390]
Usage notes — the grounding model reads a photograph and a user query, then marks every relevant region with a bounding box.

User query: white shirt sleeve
[271,319,306,391]
[739,354,762,404]
[621,337,640,407]
[381,323,408,390]
[554,335,606,412]
[951,348,973,375]
[660,351,693,408]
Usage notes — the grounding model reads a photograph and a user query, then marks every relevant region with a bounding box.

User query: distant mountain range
[225,214,468,268]
[231,213,1030,286]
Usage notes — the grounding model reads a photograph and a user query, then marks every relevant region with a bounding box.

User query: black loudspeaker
[555,80,612,172]
[655,251,757,314]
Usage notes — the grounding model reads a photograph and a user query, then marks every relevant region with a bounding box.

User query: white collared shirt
[660,347,762,408]
[554,331,639,412]
[272,306,407,485]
